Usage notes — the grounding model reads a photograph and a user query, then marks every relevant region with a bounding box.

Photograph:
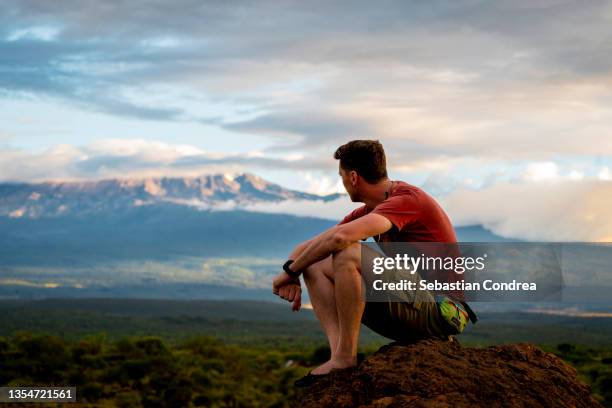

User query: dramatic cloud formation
[442,179,612,242]
[2,1,612,158]
[0,139,331,183]
[240,178,612,242]
[1,0,611,240]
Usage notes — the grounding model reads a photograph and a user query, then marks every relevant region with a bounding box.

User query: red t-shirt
[338,180,463,300]
[337,180,457,243]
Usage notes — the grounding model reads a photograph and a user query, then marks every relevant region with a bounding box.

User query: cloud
[224,110,376,151]
[239,196,361,221]
[1,1,611,241]
[236,173,612,243]
[1,138,611,241]
[300,172,345,196]
[522,162,559,182]
[442,179,612,242]
[1,0,612,161]
[0,139,333,183]
[243,167,612,242]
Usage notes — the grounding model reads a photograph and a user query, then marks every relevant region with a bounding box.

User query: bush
[557,343,576,354]
[310,345,331,365]
[0,332,315,407]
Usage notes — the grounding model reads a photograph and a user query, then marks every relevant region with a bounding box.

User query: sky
[1,0,611,240]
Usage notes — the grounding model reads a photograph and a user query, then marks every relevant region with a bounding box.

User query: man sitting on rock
[272,139,472,387]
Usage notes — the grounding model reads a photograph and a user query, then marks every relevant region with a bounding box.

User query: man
[272,140,471,387]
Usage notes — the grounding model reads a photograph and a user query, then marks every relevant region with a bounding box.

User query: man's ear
[349,170,358,186]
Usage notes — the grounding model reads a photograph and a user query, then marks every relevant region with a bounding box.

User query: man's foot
[294,356,361,388]
[311,356,357,375]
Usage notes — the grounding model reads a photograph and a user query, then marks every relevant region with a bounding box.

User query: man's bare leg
[305,242,364,375]
[331,242,364,369]
[302,256,340,359]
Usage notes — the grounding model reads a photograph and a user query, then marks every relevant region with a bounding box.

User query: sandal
[294,358,364,388]
[294,371,329,388]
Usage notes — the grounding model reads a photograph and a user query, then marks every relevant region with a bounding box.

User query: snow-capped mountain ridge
[0,173,342,218]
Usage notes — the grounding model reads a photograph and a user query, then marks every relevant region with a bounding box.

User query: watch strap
[283,259,301,278]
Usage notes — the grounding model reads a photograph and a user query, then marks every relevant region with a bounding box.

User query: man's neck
[363,178,392,210]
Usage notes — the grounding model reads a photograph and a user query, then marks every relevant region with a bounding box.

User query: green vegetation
[1,333,610,407]
[544,343,612,407]
[0,332,313,407]
[0,299,610,406]
[0,299,388,347]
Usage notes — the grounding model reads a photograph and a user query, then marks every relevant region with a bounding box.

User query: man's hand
[272,272,302,311]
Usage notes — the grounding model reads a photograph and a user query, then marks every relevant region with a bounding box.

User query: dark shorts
[361,296,450,342]
[360,243,451,342]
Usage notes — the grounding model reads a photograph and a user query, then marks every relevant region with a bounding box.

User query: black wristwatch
[283,260,302,278]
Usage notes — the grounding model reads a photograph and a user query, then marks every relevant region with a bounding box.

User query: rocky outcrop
[296,339,602,407]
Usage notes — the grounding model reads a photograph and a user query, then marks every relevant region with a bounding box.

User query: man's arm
[271,239,310,311]
[289,238,315,261]
[289,213,393,274]
[273,213,392,310]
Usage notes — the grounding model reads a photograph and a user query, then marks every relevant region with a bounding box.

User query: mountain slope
[0,173,342,218]
[0,204,510,267]
[0,173,514,298]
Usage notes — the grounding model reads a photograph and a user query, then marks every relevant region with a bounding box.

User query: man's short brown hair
[334,140,388,184]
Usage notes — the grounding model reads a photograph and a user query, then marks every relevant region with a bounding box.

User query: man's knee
[303,255,333,282]
[332,242,361,274]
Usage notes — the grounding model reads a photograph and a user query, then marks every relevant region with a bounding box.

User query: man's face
[339,166,359,202]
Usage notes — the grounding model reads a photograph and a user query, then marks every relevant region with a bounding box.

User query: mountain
[0,172,342,218]
[0,172,517,299]
[0,173,513,244]
[0,205,518,299]
[0,207,335,264]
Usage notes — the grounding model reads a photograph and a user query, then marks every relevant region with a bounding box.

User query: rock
[295,338,602,407]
